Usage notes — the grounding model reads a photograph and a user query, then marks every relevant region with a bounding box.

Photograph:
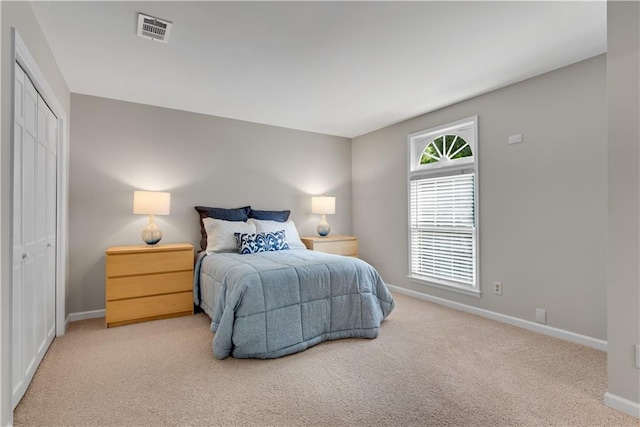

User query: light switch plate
[508,133,523,145]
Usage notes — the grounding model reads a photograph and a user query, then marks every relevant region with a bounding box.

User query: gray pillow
[195,205,250,251]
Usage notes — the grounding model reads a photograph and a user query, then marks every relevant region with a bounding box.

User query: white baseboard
[65,309,106,329]
[386,284,607,352]
[604,392,640,419]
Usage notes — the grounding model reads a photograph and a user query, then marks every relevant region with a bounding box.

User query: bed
[193,205,395,359]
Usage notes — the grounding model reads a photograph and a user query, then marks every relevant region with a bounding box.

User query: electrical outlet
[636,344,640,369]
[493,281,502,295]
[535,308,546,324]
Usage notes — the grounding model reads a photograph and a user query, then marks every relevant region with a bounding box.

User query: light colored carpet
[14,293,637,426]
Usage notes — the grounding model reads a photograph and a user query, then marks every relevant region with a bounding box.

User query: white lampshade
[133,191,171,245]
[311,196,336,215]
[133,191,171,215]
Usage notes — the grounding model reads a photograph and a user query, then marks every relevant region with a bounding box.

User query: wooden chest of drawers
[300,235,358,257]
[105,243,194,327]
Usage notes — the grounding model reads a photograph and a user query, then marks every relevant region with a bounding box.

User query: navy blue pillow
[195,205,251,251]
[248,209,290,222]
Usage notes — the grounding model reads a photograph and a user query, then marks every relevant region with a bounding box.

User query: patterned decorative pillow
[234,230,290,254]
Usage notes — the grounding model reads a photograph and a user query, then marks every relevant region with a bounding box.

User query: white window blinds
[410,172,476,285]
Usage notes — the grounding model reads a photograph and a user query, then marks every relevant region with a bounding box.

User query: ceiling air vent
[137,13,172,43]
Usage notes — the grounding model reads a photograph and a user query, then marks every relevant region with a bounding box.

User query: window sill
[408,275,481,298]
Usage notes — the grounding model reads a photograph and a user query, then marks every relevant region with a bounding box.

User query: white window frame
[407,116,480,297]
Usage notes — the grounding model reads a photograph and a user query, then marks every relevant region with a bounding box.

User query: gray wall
[1,2,71,424]
[69,94,352,314]
[352,55,607,340]
[606,1,640,410]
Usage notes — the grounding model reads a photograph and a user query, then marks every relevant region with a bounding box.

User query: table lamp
[133,191,171,245]
[311,195,335,237]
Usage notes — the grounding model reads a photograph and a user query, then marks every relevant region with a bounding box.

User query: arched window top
[410,117,477,173]
[420,134,472,165]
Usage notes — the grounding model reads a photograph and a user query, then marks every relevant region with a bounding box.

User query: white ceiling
[31,1,606,138]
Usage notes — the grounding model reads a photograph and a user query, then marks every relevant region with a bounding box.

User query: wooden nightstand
[105,243,194,328]
[300,235,358,257]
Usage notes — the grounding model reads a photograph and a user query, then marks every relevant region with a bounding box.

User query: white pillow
[203,217,256,253]
[249,219,306,249]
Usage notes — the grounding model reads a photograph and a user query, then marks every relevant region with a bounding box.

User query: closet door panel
[35,129,46,244]
[22,80,37,253]
[34,251,46,354]
[45,240,56,336]
[45,108,57,336]
[34,98,49,351]
[11,263,22,396]
[13,69,24,262]
[20,255,35,378]
[20,75,38,385]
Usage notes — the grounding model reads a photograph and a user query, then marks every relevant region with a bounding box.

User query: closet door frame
[11,29,68,338]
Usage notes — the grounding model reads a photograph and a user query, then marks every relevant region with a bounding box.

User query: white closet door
[45,94,57,342]
[37,95,56,352]
[12,64,37,404]
[12,63,57,409]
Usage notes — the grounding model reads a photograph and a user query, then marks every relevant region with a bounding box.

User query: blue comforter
[195,250,394,359]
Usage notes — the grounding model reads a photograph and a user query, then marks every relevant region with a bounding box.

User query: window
[408,116,479,295]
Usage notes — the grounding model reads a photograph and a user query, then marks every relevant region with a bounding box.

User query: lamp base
[142,220,162,245]
[316,219,330,237]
